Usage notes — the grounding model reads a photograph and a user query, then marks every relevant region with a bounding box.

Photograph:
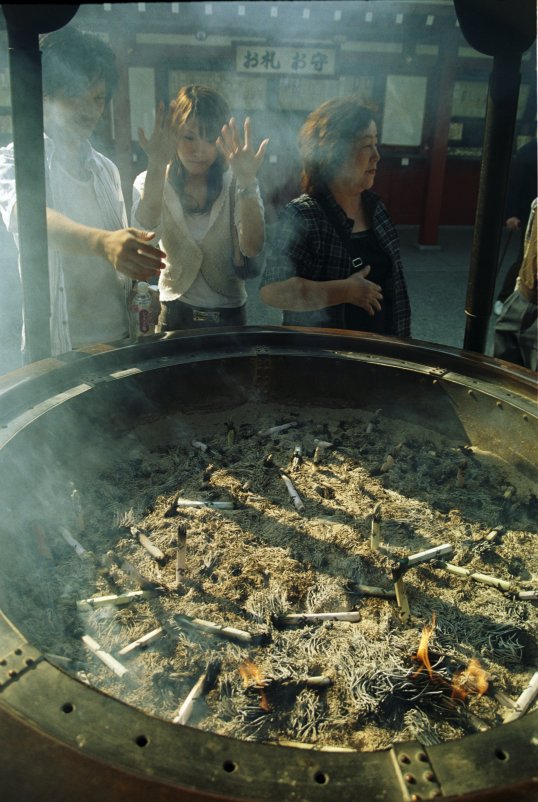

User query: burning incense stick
[280,472,305,513]
[503,672,538,722]
[290,444,302,472]
[258,422,297,436]
[172,659,221,725]
[59,526,87,559]
[117,626,164,657]
[176,499,238,509]
[81,634,128,677]
[70,486,85,533]
[226,421,236,446]
[456,458,468,487]
[279,611,361,625]
[174,614,255,643]
[436,562,517,593]
[176,524,187,587]
[77,588,163,610]
[130,526,166,563]
[370,502,382,551]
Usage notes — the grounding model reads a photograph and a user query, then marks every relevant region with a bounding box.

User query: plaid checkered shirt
[260,189,411,337]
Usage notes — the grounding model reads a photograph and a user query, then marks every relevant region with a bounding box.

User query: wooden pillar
[418,39,458,247]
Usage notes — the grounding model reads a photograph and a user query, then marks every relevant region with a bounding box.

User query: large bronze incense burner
[0,327,536,801]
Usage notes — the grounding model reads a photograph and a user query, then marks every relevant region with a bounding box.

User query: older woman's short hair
[299,96,378,195]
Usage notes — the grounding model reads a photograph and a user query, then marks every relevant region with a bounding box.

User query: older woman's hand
[346,265,383,316]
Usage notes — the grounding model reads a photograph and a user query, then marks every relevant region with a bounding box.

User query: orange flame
[239,659,270,711]
[413,613,436,678]
[413,615,489,702]
[451,658,489,701]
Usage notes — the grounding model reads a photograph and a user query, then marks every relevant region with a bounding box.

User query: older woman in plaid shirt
[260,96,410,337]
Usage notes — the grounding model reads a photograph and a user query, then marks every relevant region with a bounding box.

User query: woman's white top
[132,168,263,309]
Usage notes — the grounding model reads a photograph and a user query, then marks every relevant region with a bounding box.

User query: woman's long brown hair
[168,84,230,214]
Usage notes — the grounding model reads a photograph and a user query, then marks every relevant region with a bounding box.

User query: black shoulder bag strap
[314,194,364,271]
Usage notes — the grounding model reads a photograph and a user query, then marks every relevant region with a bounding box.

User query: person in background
[0,26,165,361]
[259,95,411,337]
[131,84,268,331]
[495,137,537,313]
[494,198,537,371]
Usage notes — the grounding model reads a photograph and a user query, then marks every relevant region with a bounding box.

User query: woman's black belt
[158,298,247,330]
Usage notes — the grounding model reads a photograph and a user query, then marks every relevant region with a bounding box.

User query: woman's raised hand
[217,117,269,188]
[138,101,180,167]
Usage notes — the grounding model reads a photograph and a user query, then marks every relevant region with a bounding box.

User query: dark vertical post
[2,5,79,363]
[463,52,521,353]
[5,24,51,363]
[452,0,535,354]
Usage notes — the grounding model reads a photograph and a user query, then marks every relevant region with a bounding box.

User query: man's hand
[345,265,383,315]
[101,228,166,281]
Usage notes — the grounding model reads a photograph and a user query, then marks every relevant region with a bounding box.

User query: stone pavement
[0,224,521,377]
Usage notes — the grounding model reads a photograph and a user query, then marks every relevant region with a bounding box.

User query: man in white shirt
[0,26,165,360]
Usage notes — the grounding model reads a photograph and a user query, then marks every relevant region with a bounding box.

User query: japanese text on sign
[236,46,335,76]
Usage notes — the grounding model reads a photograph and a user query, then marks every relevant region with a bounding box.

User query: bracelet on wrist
[236,180,259,198]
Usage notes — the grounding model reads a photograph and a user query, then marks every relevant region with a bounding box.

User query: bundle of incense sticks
[176,500,238,509]
[503,672,538,722]
[398,543,454,571]
[393,575,411,624]
[436,561,517,593]
[104,550,159,590]
[280,472,305,513]
[173,614,255,643]
[258,422,297,436]
[347,583,396,599]
[278,611,361,625]
[81,634,127,678]
[59,526,86,558]
[172,659,221,725]
[130,526,166,563]
[117,627,164,657]
[77,588,163,610]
